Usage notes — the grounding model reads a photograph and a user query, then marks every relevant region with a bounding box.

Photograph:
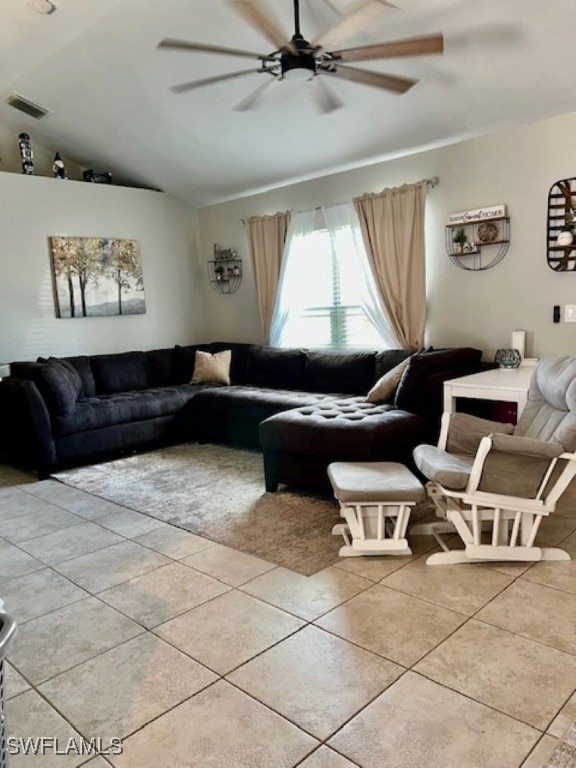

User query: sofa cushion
[37,359,83,417]
[60,356,96,398]
[192,350,231,385]
[91,351,151,394]
[146,348,176,388]
[374,349,413,380]
[173,344,212,385]
[190,385,339,448]
[304,351,376,395]
[247,347,306,390]
[366,356,412,404]
[210,341,254,385]
[260,398,427,460]
[395,348,483,412]
[38,355,96,398]
[55,385,203,436]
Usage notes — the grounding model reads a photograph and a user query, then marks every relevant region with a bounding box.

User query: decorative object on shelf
[547,177,576,271]
[494,348,522,369]
[446,204,509,271]
[511,330,526,361]
[18,133,35,175]
[52,152,67,179]
[49,236,145,318]
[208,246,242,294]
[452,227,468,253]
[557,228,574,246]
[477,221,499,243]
[82,169,113,184]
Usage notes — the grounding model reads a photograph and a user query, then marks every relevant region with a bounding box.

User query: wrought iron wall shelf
[547,177,576,271]
[208,258,242,294]
[445,216,510,271]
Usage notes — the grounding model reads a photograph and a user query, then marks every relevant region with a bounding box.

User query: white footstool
[328,462,426,557]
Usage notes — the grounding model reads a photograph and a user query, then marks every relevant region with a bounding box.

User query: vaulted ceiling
[1,0,576,208]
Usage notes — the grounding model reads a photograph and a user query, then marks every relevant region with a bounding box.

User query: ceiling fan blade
[332,34,444,63]
[170,69,260,94]
[325,65,416,94]
[233,78,276,111]
[158,38,270,60]
[227,0,294,52]
[315,78,344,114]
[313,0,398,50]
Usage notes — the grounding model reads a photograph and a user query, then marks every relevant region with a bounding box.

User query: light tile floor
[1,464,576,767]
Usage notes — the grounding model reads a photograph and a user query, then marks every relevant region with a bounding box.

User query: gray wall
[0,172,206,361]
[198,110,576,359]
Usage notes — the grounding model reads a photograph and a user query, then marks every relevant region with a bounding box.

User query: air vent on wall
[3,92,52,120]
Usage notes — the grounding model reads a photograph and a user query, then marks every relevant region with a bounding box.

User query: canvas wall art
[49,236,146,318]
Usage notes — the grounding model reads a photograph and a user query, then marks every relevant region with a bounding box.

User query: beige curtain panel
[354,180,427,350]
[245,211,291,342]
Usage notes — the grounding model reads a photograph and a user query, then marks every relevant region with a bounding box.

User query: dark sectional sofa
[0,341,485,491]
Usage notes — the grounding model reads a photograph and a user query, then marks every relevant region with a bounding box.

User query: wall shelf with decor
[445,209,510,271]
[207,258,242,294]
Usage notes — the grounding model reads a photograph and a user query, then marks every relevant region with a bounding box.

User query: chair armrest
[467,434,563,499]
[489,433,564,459]
[439,412,514,453]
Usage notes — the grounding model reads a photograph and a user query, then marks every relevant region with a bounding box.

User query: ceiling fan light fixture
[281,52,316,81]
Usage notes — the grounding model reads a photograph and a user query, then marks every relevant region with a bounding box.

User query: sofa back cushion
[37,359,83,416]
[210,342,255,385]
[374,350,413,380]
[247,347,307,390]
[91,351,151,394]
[146,348,176,388]
[60,356,96,398]
[304,351,376,394]
[395,348,483,415]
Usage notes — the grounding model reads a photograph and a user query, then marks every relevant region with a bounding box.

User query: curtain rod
[239,177,439,223]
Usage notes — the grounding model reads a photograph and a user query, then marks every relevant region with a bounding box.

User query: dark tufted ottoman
[259,397,428,492]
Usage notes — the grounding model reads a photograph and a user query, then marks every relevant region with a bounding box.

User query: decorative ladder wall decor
[547,177,576,271]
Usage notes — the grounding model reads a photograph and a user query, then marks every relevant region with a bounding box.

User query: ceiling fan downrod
[293,0,302,38]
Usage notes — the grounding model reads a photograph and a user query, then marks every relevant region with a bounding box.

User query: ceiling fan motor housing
[281,35,317,80]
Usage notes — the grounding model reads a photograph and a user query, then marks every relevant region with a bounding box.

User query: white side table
[443,367,534,421]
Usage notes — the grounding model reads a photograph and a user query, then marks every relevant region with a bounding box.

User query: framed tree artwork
[49,236,146,318]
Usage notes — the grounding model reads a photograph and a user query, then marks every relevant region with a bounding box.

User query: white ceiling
[1,0,576,208]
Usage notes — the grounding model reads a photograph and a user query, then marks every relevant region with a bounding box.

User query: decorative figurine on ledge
[18,133,35,175]
[52,152,67,179]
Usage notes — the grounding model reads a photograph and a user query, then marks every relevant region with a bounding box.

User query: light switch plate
[564,305,576,322]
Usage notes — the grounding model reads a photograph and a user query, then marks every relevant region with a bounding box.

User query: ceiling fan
[158,0,444,112]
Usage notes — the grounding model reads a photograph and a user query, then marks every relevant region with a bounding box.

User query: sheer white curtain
[269,209,317,347]
[269,203,400,348]
[323,203,400,349]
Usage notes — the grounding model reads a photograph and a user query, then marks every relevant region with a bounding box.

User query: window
[270,204,397,350]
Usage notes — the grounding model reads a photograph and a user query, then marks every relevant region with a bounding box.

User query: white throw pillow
[191,350,231,385]
[365,356,411,404]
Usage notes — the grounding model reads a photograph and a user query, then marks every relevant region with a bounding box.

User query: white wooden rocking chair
[410,356,576,565]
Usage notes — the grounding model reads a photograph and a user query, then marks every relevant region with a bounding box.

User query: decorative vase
[557,228,574,246]
[495,349,521,369]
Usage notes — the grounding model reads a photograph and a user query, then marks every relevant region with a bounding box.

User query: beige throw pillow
[366,356,411,404]
[191,350,231,385]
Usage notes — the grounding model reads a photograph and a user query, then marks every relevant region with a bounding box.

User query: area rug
[53,444,344,575]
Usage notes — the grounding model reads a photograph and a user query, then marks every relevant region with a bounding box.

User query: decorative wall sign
[447,204,506,226]
[49,236,145,318]
[547,177,576,271]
